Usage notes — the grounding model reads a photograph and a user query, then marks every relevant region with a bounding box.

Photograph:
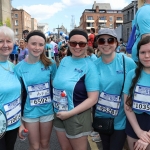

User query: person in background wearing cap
[15,30,57,150]
[53,28,99,150]
[94,28,136,150]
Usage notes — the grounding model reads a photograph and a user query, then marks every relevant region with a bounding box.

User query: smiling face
[97,35,117,56]
[68,35,88,58]
[26,35,45,59]
[0,32,14,61]
[139,42,150,68]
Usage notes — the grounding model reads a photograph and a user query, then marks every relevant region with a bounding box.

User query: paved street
[14,128,102,150]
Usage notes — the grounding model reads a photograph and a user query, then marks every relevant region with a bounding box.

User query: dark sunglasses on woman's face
[97,38,115,45]
[69,41,87,47]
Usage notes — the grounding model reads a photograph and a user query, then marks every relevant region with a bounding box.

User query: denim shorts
[126,112,150,139]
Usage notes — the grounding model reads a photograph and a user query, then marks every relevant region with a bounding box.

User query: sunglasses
[97,38,116,45]
[69,41,87,47]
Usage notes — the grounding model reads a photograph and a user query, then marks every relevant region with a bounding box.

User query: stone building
[122,0,138,43]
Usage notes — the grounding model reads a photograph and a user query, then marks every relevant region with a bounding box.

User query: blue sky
[12,0,131,32]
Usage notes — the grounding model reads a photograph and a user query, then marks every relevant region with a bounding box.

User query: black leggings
[99,129,126,150]
[0,128,18,150]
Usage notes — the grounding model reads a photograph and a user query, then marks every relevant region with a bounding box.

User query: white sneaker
[92,136,101,143]
[90,131,99,137]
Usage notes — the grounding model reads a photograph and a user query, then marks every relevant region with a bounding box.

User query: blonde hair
[138,0,145,8]
[0,26,15,43]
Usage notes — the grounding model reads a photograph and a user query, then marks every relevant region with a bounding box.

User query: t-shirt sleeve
[123,69,135,95]
[85,61,100,92]
[125,56,137,73]
[50,60,57,80]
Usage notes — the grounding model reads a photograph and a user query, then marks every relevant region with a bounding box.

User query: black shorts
[126,112,150,139]
[9,54,18,61]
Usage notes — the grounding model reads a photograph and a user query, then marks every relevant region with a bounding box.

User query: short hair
[23,30,29,34]
[0,26,15,43]
[91,28,95,33]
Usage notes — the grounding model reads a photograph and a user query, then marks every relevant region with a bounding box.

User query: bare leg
[24,122,40,150]
[39,121,53,150]
[56,130,73,150]
[69,136,88,150]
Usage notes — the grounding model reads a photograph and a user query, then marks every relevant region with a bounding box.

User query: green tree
[0,21,3,26]
[4,18,11,27]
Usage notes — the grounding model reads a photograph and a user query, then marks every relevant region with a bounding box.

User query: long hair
[126,36,150,107]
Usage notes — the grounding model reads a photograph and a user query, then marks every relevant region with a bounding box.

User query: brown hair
[27,30,52,67]
[126,36,150,107]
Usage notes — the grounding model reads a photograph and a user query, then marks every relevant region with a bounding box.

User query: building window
[110,24,113,28]
[87,23,94,27]
[99,16,106,20]
[15,14,18,18]
[131,9,134,20]
[116,23,122,27]
[15,20,18,26]
[116,17,122,20]
[99,23,106,27]
[127,11,130,21]
[109,16,113,22]
[127,28,130,38]
[15,29,18,35]
[87,16,93,20]
[87,29,90,33]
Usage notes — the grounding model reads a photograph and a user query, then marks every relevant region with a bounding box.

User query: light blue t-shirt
[132,4,150,62]
[89,54,97,61]
[15,59,57,118]
[0,61,21,131]
[123,69,150,115]
[53,56,100,113]
[94,53,136,130]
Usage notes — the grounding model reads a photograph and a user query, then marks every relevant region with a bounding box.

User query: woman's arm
[124,94,150,143]
[56,91,99,120]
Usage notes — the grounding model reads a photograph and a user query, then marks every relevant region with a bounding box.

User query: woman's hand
[56,111,72,120]
[137,130,150,143]
[18,124,26,139]
[134,139,149,150]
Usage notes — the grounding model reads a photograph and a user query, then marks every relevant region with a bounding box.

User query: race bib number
[4,97,21,126]
[133,85,150,112]
[96,92,121,116]
[28,82,51,106]
[53,88,68,112]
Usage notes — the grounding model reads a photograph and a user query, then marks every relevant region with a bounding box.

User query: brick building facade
[11,8,32,40]
[79,4,123,34]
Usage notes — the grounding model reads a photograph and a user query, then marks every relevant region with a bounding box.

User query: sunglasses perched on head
[69,41,87,47]
[97,38,116,45]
